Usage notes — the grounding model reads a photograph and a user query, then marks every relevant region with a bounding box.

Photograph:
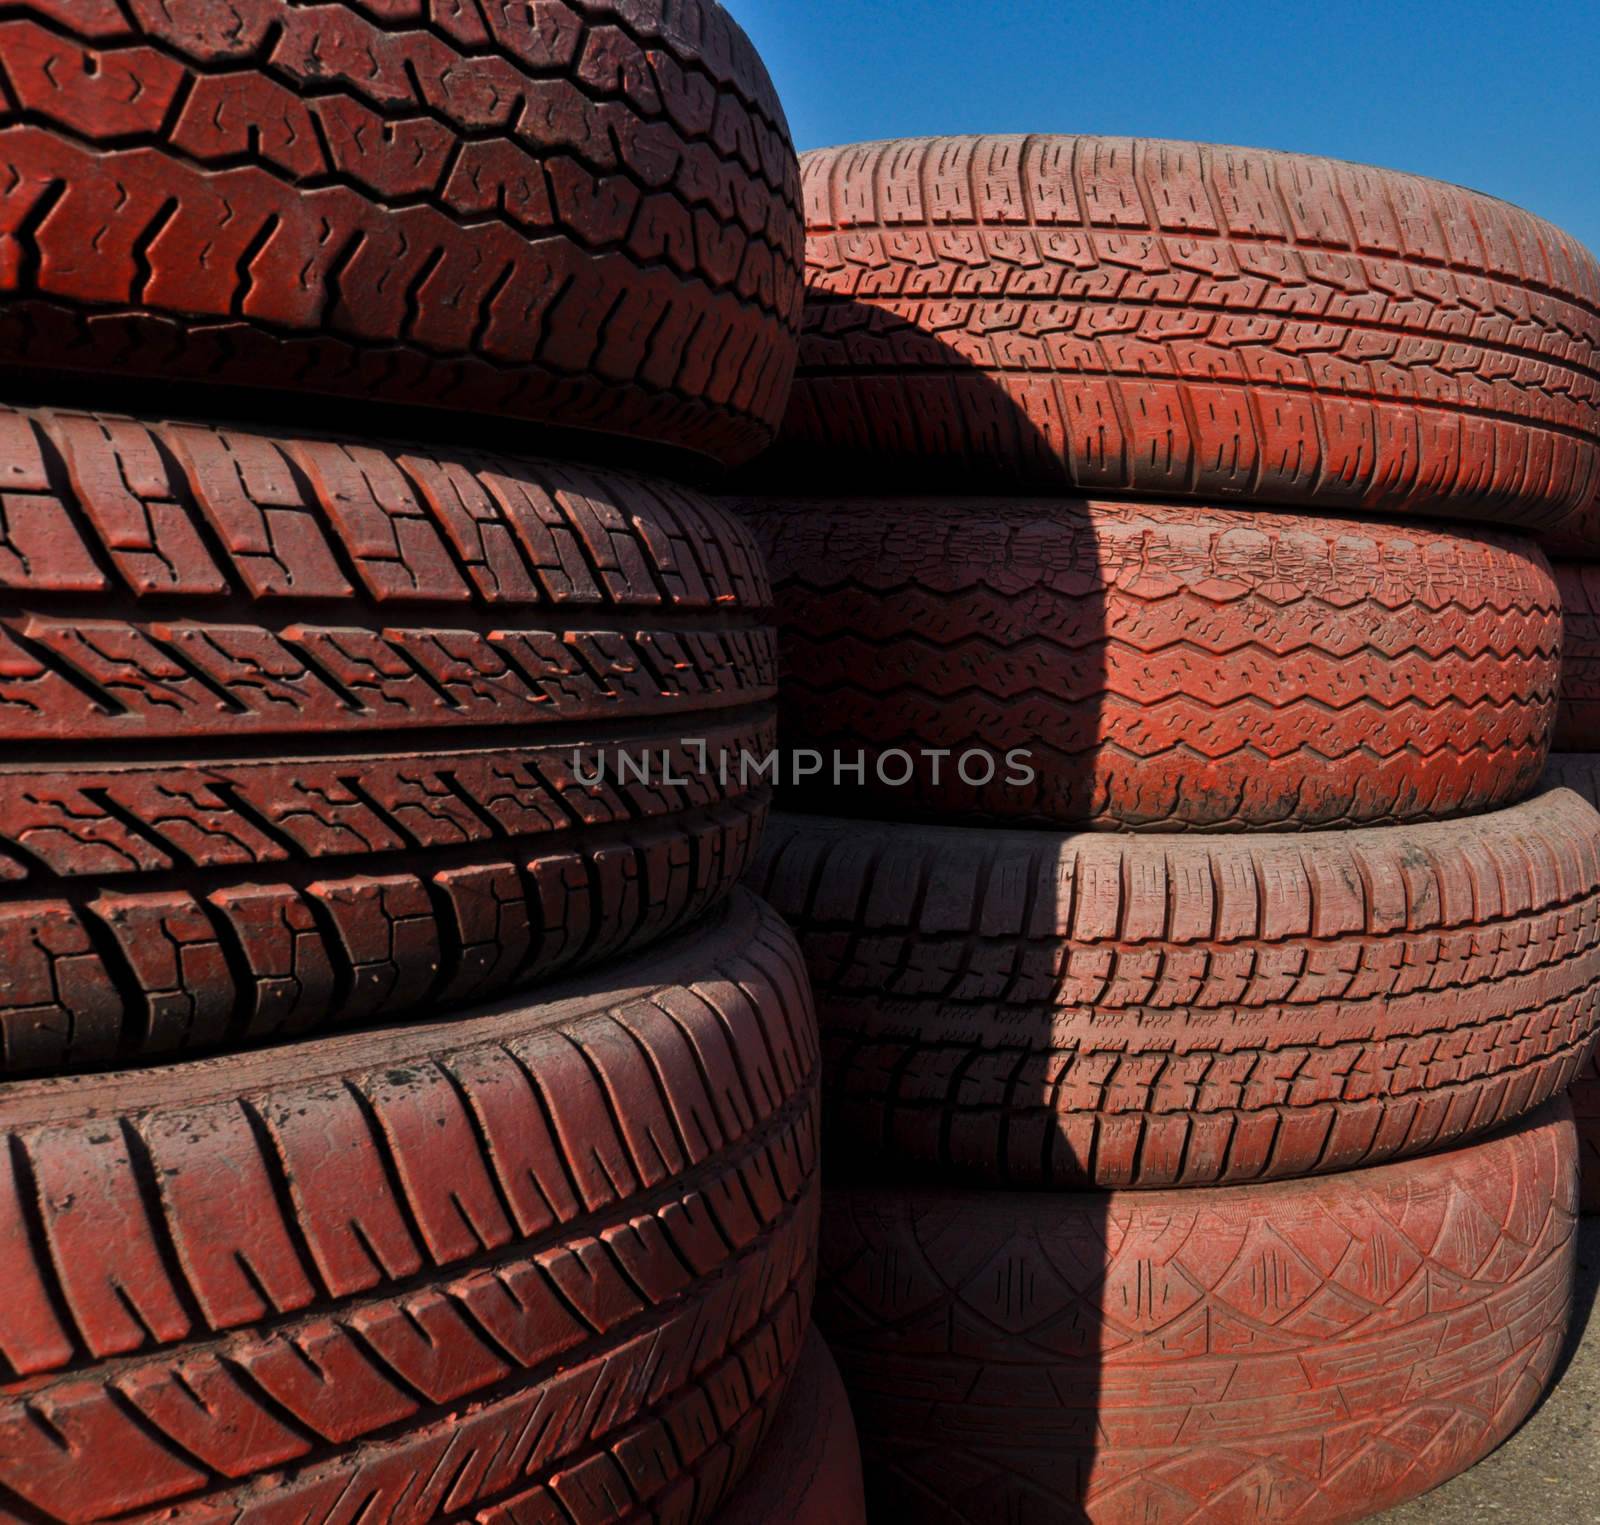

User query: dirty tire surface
[742,496,1561,829]
[751,792,1600,1189]
[816,1102,1579,1525]
[716,1326,867,1525]
[0,889,820,1525]
[0,403,777,1076]
[776,136,1600,537]
[0,1,802,466]
[1554,560,1600,750]
[1551,755,1600,1210]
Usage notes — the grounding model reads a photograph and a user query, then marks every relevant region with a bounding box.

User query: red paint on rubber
[817,1102,1579,1524]
[1540,752,1600,1210]
[0,2,802,466]
[0,403,777,1074]
[716,1327,868,1525]
[751,792,1600,1188]
[771,136,1600,537]
[741,496,1560,829]
[0,891,820,1523]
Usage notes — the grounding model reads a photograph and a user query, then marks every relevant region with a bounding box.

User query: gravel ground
[1379,1215,1600,1521]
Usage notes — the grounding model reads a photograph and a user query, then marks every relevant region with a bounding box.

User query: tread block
[0,403,776,1075]
[817,1104,1577,1523]
[740,496,1561,830]
[0,895,821,1522]
[0,4,802,466]
[777,135,1600,536]
[755,792,1600,1188]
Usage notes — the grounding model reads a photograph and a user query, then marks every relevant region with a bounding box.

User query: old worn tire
[0,889,819,1524]
[741,496,1560,829]
[0,403,776,1075]
[715,1327,867,1525]
[816,1101,1578,1525]
[1553,560,1600,750]
[750,792,1600,1189]
[1543,754,1600,1211]
[0,1,801,467]
[772,136,1600,538]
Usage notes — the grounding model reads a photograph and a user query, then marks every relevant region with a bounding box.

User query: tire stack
[1544,545,1600,1212]
[733,136,1600,1522]
[0,7,862,1525]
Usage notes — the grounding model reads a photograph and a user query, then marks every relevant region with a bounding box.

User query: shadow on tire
[734,295,1118,1520]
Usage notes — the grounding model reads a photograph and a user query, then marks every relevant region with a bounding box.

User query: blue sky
[735,0,1600,254]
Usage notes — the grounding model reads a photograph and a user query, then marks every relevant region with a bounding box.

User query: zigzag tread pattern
[749,793,1600,1187]
[815,1103,1578,1524]
[740,497,1559,829]
[0,1,803,464]
[776,136,1600,532]
[0,403,778,1073]
[0,891,822,1524]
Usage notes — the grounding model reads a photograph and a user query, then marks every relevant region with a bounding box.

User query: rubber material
[0,889,820,1524]
[1541,493,1600,558]
[750,792,1600,1188]
[742,496,1560,829]
[817,1102,1577,1525]
[0,403,775,1076]
[1542,755,1600,1210]
[772,136,1600,537]
[1553,560,1600,750]
[0,2,801,467]
[1539,753,1600,808]
[1579,1046,1600,1214]
[715,1327,867,1525]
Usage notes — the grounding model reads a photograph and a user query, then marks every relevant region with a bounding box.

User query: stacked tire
[1544,557,1600,1212]
[0,7,864,1523]
[734,135,1600,1522]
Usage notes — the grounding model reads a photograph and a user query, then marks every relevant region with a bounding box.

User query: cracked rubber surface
[1554,559,1600,750]
[0,0,801,467]
[0,402,776,1075]
[716,1327,867,1525]
[815,1101,1578,1525]
[740,496,1560,829]
[0,889,820,1525]
[750,792,1600,1189]
[772,136,1600,539]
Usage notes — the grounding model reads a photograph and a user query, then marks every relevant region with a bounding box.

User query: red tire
[716,1328,868,1525]
[1539,756,1600,1211]
[817,1102,1579,1525]
[742,496,1560,829]
[772,136,1600,538]
[750,791,1600,1189]
[0,2,801,467]
[0,403,775,1075]
[1553,560,1600,750]
[0,889,819,1524]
